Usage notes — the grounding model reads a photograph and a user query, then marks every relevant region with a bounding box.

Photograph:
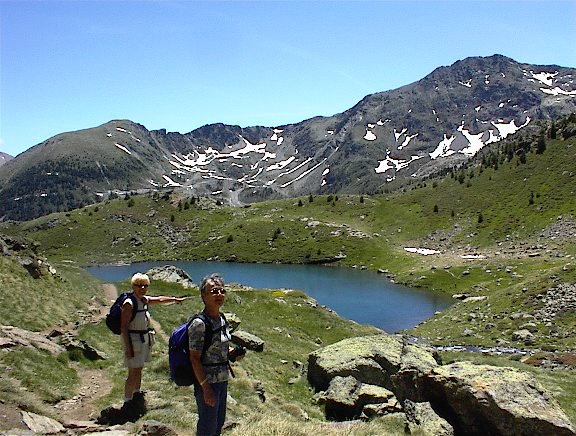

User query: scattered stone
[231,330,264,351]
[0,325,64,354]
[519,322,539,333]
[462,296,487,303]
[512,329,535,345]
[140,420,178,436]
[21,412,64,434]
[416,362,576,436]
[0,430,35,436]
[317,375,399,421]
[62,420,103,431]
[452,293,469,300]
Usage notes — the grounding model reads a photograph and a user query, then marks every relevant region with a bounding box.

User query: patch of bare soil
[0,402,27,431]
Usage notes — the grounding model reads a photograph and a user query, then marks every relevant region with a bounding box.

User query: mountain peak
[1,55,575,221]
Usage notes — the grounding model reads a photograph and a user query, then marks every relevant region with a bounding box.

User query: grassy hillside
[0,115,574,433]
[3,117,574,348]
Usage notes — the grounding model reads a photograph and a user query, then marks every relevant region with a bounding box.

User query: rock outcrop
[308,334,576,436]
[231,330,265,352]
[0,325,64,354]
[145,265,195,288]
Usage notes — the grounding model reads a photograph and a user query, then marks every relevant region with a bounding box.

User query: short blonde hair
[131,273,150,286]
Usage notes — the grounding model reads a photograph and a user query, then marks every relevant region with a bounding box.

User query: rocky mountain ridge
[0,152,13,167]
[1,54,575,221]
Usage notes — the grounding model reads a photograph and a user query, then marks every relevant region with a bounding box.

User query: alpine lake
[86,261,453,333]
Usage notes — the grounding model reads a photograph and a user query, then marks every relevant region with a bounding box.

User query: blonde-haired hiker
[121,272,185,418]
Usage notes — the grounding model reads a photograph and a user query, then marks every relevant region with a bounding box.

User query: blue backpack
[105,292,139,335]
[168,312,228,386]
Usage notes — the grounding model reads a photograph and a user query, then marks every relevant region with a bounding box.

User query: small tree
[536,136,546,154]
[433,204,439,213]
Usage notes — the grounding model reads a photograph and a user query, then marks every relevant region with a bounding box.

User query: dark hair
[200,273,224,294]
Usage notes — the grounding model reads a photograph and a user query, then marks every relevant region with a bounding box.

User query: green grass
[0,256,105,331]
[0,120,575,432]
[0,348,79,403]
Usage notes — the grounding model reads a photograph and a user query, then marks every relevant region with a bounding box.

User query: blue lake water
[85,261,453,333]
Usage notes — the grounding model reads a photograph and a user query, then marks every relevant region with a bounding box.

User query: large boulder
[231,330,264,352]
[316,375,400,421]
[0,325,64,354]
[307,334,440,392]
[404,400,454,436]
[307,334,576,436]
[415,361,576,436]
[146,265,195,288]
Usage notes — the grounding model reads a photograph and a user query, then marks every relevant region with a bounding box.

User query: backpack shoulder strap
[189,313,213,355]
[126,292,140,322]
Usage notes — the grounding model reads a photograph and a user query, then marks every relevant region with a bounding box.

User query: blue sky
[1,1,575,157]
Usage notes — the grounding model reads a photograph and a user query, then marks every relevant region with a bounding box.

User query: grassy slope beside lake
[1,115,575,432]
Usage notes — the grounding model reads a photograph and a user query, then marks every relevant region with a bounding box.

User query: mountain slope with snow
[1,54,575,221]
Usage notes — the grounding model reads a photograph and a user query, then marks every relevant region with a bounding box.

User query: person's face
[203,282,226,308]
[132,282,149,297]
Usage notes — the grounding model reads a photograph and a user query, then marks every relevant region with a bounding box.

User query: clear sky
[1,0,575,157]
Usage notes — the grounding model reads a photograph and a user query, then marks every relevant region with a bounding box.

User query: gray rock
[318,376,398,421]
[146,265,195,288]
[414,361,576,436]
[231,330,264,351]
[21,412,64,434]
[404,400,454,436]
[0,325,63,354]
[0,430,35,436]
[308,335,576,435]
[512,329,535,345]
[308,334,440,393]
[140,420,178,436]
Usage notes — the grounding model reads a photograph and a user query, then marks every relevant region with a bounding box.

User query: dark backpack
[105,292,139,335]
[168,312,228,386]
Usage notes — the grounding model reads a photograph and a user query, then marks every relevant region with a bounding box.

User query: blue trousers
[194,382,228,436]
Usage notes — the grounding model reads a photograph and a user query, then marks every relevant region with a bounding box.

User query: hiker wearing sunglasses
[189,273,244,436]
[121,273,186,413]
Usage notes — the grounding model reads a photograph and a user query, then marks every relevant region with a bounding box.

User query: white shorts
[123,331,155,368]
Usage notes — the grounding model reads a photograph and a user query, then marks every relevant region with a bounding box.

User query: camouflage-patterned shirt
[188,312,231,384]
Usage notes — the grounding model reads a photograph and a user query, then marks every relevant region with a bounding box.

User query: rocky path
[52,283,119,423]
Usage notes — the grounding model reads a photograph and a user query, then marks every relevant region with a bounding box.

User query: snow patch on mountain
[429,117,531,160]
[375,152,423,175]
[114,143,132,155]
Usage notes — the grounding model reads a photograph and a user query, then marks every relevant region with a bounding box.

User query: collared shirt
[188,313,231,384]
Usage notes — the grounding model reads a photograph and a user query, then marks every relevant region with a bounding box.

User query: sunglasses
[135,284,149,288]
[210,287,226,295]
